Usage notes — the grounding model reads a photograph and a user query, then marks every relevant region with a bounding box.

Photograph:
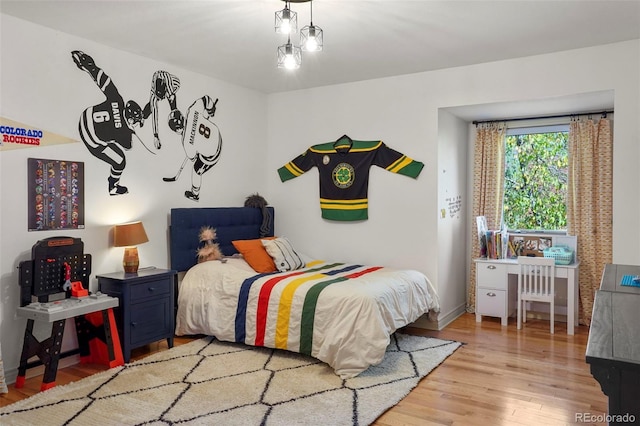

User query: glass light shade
[300,24,323,52]
[277,42,302,70]
[113,221,149,273]
[275,4,297,34]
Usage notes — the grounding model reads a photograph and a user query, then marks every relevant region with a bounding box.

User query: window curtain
[567,117,613,325]
[468,123,506,312]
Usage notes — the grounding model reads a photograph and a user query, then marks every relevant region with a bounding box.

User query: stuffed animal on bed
[197,226,223,263]
[244,193,272,237]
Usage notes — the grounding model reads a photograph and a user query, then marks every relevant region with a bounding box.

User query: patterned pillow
[261,237,305,272]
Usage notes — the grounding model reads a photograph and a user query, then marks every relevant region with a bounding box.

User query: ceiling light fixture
[300,1,323,52]
[275,1,297,35]
[274,0,322,70]
[277,36,302,70]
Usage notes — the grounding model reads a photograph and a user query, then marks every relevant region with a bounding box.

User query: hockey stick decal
[132,131,157,155]
[163,156,189,182]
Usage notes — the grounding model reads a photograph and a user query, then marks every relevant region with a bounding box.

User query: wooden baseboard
[4,354,80,386]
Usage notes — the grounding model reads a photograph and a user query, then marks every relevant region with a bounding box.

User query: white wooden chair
[517,256,556,334]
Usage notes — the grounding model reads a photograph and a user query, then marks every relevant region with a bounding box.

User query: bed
[170,207,440,378]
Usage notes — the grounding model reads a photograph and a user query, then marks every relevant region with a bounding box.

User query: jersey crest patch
[332,162,354,188]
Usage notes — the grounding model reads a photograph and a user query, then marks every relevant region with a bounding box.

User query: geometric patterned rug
[0,333,461,426]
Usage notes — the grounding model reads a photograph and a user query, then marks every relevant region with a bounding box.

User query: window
[503,124,569,232]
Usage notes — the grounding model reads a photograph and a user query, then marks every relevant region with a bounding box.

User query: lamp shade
[301,24,323,52]
[275,2,297,34]
[113,221,149,247]
[300,0,322,52]
[277,41,302,70]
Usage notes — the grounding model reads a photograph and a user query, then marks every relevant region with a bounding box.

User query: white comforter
[175,258,439,378]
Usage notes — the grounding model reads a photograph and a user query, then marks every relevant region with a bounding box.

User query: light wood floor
[1,313,607,425]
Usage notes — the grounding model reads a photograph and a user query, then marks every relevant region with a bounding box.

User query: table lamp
[113,221,149,273]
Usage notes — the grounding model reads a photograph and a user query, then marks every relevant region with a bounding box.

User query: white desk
[475,258,580,335]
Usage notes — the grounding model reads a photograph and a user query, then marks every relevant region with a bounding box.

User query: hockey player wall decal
[162,95,223,201]
[72,51,223,199]
[142,70,181,150]
[72,50,148,196]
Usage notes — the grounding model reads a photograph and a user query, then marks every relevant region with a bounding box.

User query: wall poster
[28,158,85,231]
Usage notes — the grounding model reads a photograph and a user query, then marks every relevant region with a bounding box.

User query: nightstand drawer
[130,277,171,302]
[477,262,508,289]
[477,289,506,317]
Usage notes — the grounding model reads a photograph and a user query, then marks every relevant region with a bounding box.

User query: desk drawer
[477,289,506,317]
[130,277,172,302]
[477,263,508,290]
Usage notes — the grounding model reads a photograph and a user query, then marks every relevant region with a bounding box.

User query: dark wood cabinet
[586,264,640,425]
[97,268,177,363]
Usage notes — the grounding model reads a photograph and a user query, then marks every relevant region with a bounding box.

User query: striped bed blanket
[176,258,439,378]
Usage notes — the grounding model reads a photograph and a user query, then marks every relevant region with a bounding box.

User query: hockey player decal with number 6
[71,50,149,196]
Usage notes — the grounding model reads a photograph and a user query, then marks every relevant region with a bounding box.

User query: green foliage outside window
[503,132,568,230]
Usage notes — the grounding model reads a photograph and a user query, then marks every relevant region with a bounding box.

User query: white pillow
[261,237,305,272]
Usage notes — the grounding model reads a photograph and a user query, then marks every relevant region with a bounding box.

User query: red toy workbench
[15,236,124,391]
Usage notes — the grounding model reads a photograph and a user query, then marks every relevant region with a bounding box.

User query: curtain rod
[472,109,614,126]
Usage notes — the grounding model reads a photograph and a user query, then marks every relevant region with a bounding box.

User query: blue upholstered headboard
[169,207,275,272]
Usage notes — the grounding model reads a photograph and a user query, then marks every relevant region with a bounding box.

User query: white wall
[0,15,268,382]
[435,110,469,325]
[265,39,640,328]
[266,80,435,270]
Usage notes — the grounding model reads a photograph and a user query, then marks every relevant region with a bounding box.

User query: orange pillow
[232,237,276,273]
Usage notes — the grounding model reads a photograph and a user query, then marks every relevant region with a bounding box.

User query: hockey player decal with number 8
[163,95,223,202]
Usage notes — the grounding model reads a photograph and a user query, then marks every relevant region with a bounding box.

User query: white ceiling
[1,0,638,122]
[2,0,639,96]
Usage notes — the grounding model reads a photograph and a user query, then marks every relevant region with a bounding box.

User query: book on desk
[480,231,577,263]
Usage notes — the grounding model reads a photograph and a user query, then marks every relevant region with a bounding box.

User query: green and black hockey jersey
[277,138,424,221]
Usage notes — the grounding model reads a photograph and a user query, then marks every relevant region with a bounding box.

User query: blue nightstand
[97,268,177,363]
